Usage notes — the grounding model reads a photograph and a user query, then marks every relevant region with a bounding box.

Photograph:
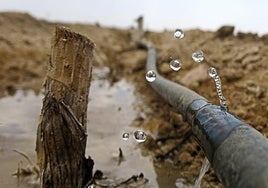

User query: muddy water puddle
[0,68,184,188]
[86,77,158,187]
[0,90,41,188]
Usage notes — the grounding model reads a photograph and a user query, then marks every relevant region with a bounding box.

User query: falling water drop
[145,70,156,82]
[122,133,130,141]
[208,67,217,78]
[169,59,182,71]
[134,130,147,143]
[192,50,204,63]
[174,29,184,39]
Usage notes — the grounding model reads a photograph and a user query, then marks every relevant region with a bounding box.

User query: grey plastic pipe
[146,44,268,188]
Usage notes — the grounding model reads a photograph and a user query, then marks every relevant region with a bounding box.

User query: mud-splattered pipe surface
[145,44,268,188]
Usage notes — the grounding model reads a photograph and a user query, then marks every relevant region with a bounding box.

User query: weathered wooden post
[36,26,95,187]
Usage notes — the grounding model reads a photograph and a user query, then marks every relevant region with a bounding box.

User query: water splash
[192,51,204,63]
[174,29,185,39]
[134,130,147,143]
[208,67,228,111]
[193,157,210,188]
[170,59,182,71]
[145,70,156,82]
[122,133,130,141]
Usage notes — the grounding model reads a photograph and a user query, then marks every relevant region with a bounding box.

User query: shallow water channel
[0,68,185,188]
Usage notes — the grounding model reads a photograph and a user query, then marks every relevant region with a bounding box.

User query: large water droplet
[134,130,147,143]
[192,50,204,63]
[208,67,217,78]
[122,133,129,141]
[169,59,182,71]
[145,70,156,82]
[174,29,184,39]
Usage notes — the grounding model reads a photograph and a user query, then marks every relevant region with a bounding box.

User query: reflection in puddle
[0,90,42,139]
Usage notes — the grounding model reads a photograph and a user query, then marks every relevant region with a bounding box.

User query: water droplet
[134,130,147,143]
[122,133,129,141]
[208,67,217,78]
[192,50,204,63]
[145,70,156,82]
[174,29,184,39]
[169,59,182,71]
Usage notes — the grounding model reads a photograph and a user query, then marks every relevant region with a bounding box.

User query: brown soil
[1,12,268,187]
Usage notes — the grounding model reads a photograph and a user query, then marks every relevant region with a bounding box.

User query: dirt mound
[0,12,267,187]
[0,12,130,97]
